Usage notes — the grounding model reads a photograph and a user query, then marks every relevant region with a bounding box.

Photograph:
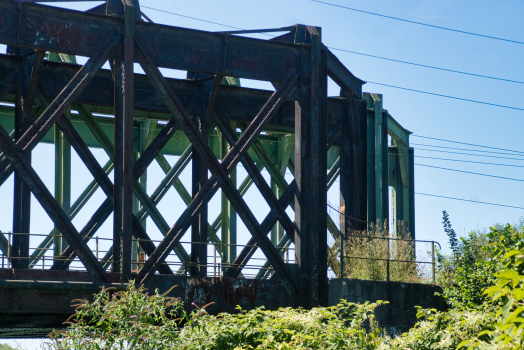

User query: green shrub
[381,307,495,350]
[44,283,386,350]
[459,227,524,349]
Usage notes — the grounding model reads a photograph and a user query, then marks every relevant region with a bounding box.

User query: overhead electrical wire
[416,193,524,210]
[416,163,524,182]
[413,148,524,161]
[141,7,524,111]
[366,81,524,112]
[141,6,243,30]
[328,47,524,85]
[412,135,524,154]
[410,143,524,157]
[414,156,524,168]
[309,0,524,45]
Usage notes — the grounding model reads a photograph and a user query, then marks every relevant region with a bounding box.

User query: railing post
[7,232,11,268]
[386,237,390,282]
[340,234,345,278]
[286,247,289,264]
[96,236,99,260]
[213,243,216,278]
[432,241,435,283]
[42,254,45,270]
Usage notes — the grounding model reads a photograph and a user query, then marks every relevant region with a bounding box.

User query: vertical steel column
[355,100,368,230]
[407,147,415,239]
[372,94,388,226]
[190,79,212,277]
[11,51,34,269]
[339,94,353,278]
[54,108,72,261]
[110,0,137,281]
[294,26,328,307]
[220,125,237,271]
[364,93,388,227]
[112,53,124,275]
[271,134,286,245]
[133,120,148,271]
[131,149,139,271]
[388,144,404,235]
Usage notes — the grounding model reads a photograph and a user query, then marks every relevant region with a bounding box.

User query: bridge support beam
[294,26,328,308]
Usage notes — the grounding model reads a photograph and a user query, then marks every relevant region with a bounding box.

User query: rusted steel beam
[0,39,117,186]
[33,90,174,274]
[0,56,349,136]
[130,217,173,275]
[135,41,299,292]
[190,76,221,277]
[213,112,295,237]
[73,105,189,269]
[0,1,121,58]
[50,196,173,275]
[223,181,296,278]
[227,125,341,278]
[100,147,195,276]
[294,27,328,307]
[11,50,44,269]
[51,198,113,270]
[0,1,302,81]
[131,114,180,183]
[109,3,136,276]
[29,159,113,268]
[112,58,124,276]
[325,47,365,98]
[0,280,128,291]
[0,57,18,101]
[22,51,45,115]
[0,124,107,281]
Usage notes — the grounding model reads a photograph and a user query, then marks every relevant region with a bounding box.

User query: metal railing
[0,231,439,283]
[337,234,441,283]
[0,232,295,279]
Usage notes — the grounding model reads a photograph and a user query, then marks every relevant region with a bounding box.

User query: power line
[310,0,524,45]
[329,47,524,85]
[142,6,243,30]
[367,81,524,112]
[414,156,524,168]
[414,148,524,161]
[410,143,524,157]
[416,163,524,182]
[416,193,524,210]
[412,135,524,154]
[415,192,524,209]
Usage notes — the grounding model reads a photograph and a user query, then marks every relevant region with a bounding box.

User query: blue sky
[1,0,524,346]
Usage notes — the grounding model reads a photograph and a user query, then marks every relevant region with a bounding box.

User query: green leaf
[503,249,523,259]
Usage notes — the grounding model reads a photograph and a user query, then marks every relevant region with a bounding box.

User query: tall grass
[328,207,431,283]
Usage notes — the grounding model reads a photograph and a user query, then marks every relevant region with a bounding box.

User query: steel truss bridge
[0,0,414,337]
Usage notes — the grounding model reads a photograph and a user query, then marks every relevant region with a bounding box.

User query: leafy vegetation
[0,344,22,350]
[44,285,386,350]
[43,214,524,349]
[437,211,494,309]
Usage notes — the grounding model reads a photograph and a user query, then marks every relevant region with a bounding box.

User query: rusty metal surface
[0,269,297,333]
